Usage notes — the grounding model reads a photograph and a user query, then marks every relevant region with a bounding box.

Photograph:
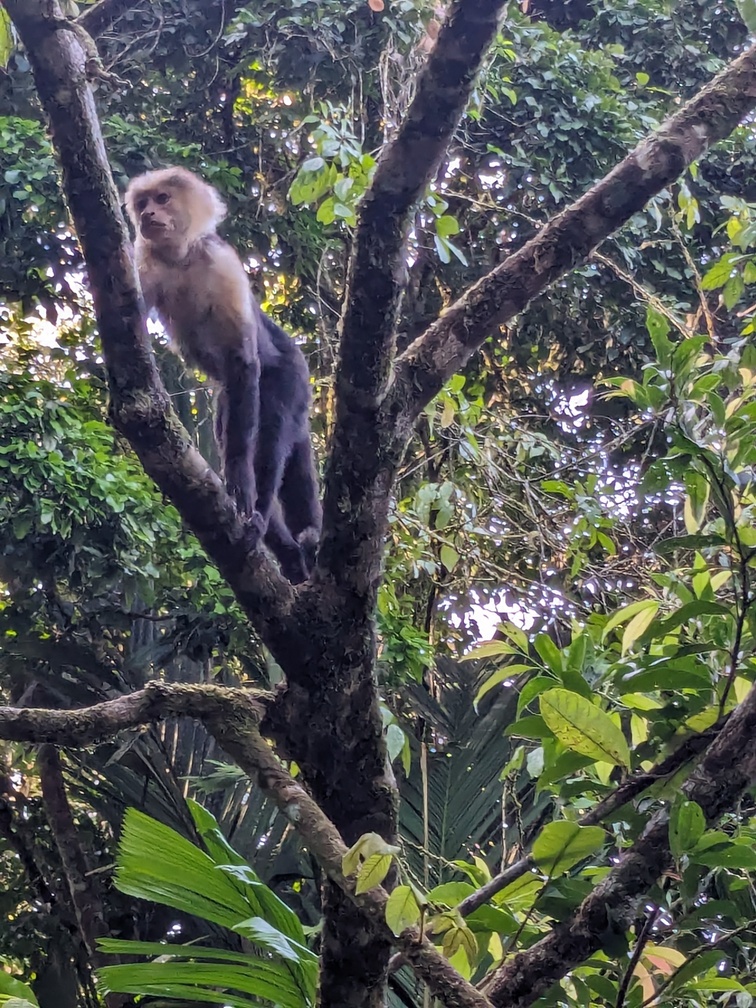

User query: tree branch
[391,41,756,423]
[481,682,756,1008]
[0,687,491,1008]
[317,0,506,591]
[0,683,272,746]
[77,0,144,38]
[5,0,310,662]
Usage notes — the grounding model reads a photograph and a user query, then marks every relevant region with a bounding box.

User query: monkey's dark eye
[155,192,170,205]
[136,197,148,211]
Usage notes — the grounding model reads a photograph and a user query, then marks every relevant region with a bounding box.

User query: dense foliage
[4,0,756,1006]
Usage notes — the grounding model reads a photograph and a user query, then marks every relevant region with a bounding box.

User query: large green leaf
[115,808,255,928]
[539,689,630,767]
[0,973,38,1007]
[532,821,606,876]
[98,960,307,1007]
[105,807,318,1006]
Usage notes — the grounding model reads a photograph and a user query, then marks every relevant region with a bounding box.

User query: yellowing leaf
[355,853,392,894]
[448,945,473,980]
[440,399,455,428]
[643,944,687,973]
[540,688,631,767]
[630,713,648,746]
[441,920,478,970]
[462,640,515,662]
[602,599,659,640]
[621,601,660,654]
[631,959,656,1001]
[342,832,398,878]
[385,885,421,936]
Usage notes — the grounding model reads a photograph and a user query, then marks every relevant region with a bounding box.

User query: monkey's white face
[131,186,187,244]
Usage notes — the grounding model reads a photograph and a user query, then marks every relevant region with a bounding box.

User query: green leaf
[701,254,737,291]
[385,885,421,935]
[540,689,631,766]
[602,599,659,639]
[517,675,559,716]
[534,633,563,673]
[98,959,304,1006]
[0,974,39,1007]
[693,844,756,869]
[115,809,256,929]
[234,917,306,963]
[462,640,515,661]
[355,852,393,893]
[301,156,325,172]
[646,306,672,364]
[532,821,605,876]
[670,800,706,858]
[316,197,336,225]
[475,663,533,707]
[0,9,14,69]
[436,214,460,238]
[684,470,710,533]
[434,234,451,263]
[386,723,406,765]
[440,544,459,571]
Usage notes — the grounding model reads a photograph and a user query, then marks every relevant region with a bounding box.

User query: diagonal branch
[5,0,307,660]
[390,41,756,425]
[0,687,492,1008]
[481,681,756,1008]
[317,0,506,589]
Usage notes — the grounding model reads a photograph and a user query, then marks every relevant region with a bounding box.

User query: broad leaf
[532,821,606,876]
[540,689,631,766]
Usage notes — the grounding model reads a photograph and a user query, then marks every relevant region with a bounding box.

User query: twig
[615,907,659,1008]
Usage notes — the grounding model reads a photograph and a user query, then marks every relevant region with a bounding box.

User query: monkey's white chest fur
[136,235,255,379]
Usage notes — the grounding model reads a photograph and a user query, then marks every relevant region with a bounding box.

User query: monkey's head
[125,167,227,250]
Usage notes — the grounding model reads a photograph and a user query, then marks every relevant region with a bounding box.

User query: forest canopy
[3,1,756,1007]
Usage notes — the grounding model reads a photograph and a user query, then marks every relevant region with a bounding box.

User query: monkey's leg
[264,503,308,584]
[278,436,322,573]
[253,370,295,531]
[220,351,263,531]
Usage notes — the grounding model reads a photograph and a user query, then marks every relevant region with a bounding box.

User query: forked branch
[318,0,507,589]
[392,41,756,423]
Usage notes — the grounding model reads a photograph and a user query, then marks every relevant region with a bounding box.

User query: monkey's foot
[240,509,267,550]
[298,527,320,573]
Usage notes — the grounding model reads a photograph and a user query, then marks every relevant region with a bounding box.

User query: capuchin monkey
[124,166,321,584]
